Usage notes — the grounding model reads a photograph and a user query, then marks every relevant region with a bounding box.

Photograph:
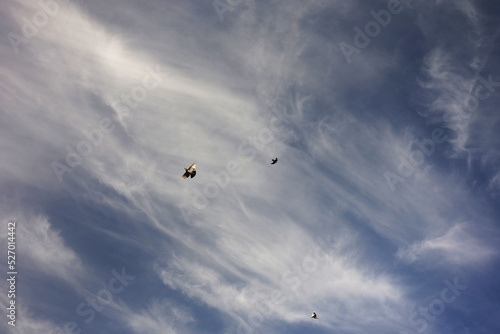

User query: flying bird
[271,157,278,164]
[181,163,196,179]
[311,312,318,319]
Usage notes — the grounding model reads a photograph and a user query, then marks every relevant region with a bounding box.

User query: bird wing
[182,170,190,179]
[187,163,196,172]
[190,170,196,178]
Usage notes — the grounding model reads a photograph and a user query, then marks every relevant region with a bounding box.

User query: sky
[1,0,500,333]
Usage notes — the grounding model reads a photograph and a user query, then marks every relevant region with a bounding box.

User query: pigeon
[311,312,318,319]
[271,158,278,165]
[181,163,196,179]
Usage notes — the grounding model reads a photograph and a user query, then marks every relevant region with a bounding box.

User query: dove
[311,312,318,319]
[181,163,196,179]
[271,158,278,164]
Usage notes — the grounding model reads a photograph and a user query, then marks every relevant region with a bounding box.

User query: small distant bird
[271,158,278,164]
[311,312,318,319]
[181,163,196,179]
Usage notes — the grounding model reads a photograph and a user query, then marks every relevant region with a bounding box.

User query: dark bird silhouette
[181,163,196,179]
[311,312,318,319]
[271,158,278,164]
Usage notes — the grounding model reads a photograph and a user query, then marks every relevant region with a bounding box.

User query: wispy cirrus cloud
[397,222,498,266]
[1,1,500,334]
[0,211,85,285]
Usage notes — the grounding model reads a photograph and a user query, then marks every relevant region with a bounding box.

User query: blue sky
[1,0,500,333]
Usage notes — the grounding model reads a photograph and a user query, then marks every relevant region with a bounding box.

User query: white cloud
[0,291,62,334]
[397,222,497,265]
[116,299,195,334]
[1,1,500,333]
[418,47,479,153]
[0,211,85,284]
